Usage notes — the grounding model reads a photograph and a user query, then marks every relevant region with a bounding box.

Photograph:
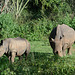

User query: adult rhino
[0,37,30,63]
[49,24,75,57]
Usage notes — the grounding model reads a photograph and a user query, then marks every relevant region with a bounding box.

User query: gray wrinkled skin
[49,24,75,57]
[0,37,30,63]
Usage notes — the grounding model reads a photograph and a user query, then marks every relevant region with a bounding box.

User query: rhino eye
[60,36,62,39]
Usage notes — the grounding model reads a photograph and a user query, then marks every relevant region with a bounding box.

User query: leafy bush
[57,12,71,25]
[0,13,74,41]
[69,17,75,30]
[0,13,19,39]
[0,13,53,41]
[24,17,54,41]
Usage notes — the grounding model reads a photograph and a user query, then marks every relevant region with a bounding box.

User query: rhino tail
[27,41,30,53]
[25,40,30,58]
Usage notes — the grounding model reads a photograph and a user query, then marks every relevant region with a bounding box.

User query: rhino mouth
[56,51,58,54]
[54,51,58,54]
[54,51,63,57]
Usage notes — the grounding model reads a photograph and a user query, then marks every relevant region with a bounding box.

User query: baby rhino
[49,24,75,57]
[0,37,30,63]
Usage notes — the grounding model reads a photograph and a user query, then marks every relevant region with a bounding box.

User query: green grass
[0,41,75,75]
[73,44,75,48]
[30,41,52,53]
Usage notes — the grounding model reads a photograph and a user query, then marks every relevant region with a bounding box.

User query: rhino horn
[51,38,55,42]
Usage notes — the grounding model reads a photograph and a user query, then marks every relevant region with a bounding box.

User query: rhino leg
[67,47,72,55]
[19,56,23,60]
[25,50,29,60]
[62,44,68,56]
[62,49,66,56]
[9,56,11,61]
[11,52,16,63]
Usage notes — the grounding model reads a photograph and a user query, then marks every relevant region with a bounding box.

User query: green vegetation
[0,0,75,41]
[0,0,75,74]
[0,41,75,75]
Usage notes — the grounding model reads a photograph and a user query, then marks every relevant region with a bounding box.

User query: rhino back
[60,24,75,42]
[8,38,27,56]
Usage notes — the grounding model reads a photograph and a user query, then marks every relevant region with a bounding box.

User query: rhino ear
[62,34,64,37]
[60,36,62,40]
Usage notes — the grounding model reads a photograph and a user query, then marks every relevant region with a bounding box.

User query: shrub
[0,13,74,41]
[70,17,75,30]
[24,18,54,41]
[0,13,19,39]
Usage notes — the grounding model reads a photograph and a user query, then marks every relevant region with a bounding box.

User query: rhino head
[0,46,5,57]
[50,25,64,57]
[51,37,63,57]
[0,40,5,57]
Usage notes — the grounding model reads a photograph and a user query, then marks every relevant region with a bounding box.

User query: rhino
[0,37,30,63]
[49,24,75,57]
